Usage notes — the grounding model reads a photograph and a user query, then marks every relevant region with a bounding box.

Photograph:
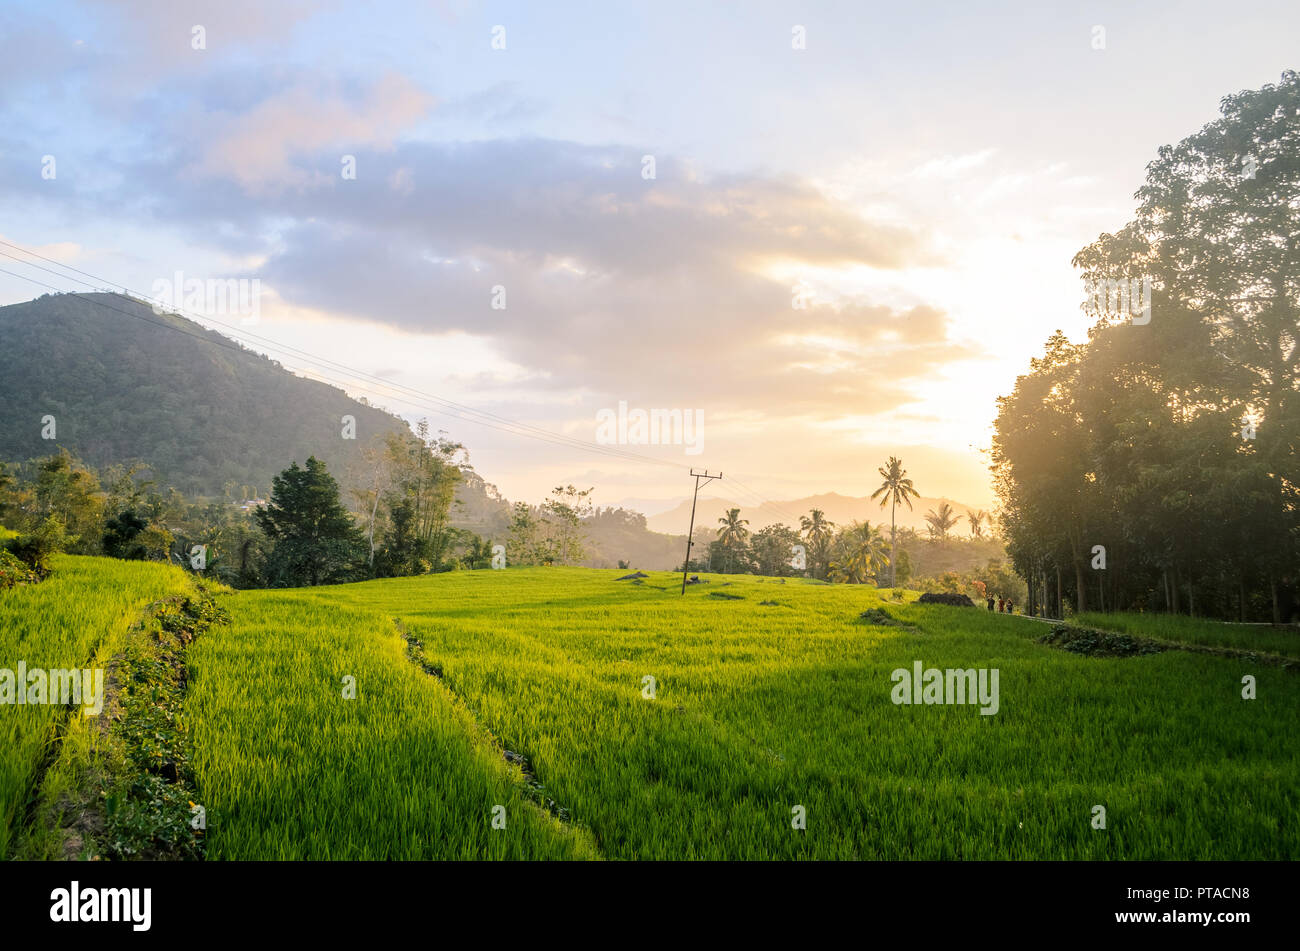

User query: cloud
[909,148,998,180]
[189,74,435,190]
[97,0,328,69]
[193,138,965,417]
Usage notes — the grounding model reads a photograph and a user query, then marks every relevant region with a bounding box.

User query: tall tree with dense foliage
[871,456,921,586]
[752,523,801,577]
[256,457,365,587]
[995,72,1300,621]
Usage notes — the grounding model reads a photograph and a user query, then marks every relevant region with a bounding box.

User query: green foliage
[505,486,595,568]
[828,521,890,584]
[0,549,39,589]
[750,522,801,577]
[101,595,227,859]
[6,514,72,577]
[256,457,366,587]
[0,293,405,497]
[996,72,1300,620]
[1038,626,1166,658]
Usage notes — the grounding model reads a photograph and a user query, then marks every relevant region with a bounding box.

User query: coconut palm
[829,521,890,585]
[870,456,921,586]
[799,508,836,579]
[925,502,959,543]
[716,507,750,574]
[967,509,988,539]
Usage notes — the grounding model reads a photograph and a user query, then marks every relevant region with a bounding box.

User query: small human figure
[986,596,994,611]
[997,597,1005,613]
[1006,600,1014,615]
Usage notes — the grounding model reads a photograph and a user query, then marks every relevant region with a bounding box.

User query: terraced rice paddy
[0,556,192,857]
[3,560,1297,860]
[192,569,1300,860]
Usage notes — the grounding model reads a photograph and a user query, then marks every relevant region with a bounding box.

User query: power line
[0,242,691,470]
[0,239,822,520]
[0,254,689,471]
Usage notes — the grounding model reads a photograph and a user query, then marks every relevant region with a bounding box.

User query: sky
[2,0,1297,513]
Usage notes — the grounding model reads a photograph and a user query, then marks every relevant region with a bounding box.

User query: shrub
[5,515,71,577]
[0,548,39,588]
[916,592,976,607]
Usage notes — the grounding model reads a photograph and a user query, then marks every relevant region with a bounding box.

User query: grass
[1075,611,1300,658]
[193,568,1298,860]
[0,555,193,858]
[185,590,598,859]
[5,558,1296,860]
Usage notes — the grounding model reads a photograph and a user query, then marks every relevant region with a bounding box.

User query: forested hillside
[0,293,402,497]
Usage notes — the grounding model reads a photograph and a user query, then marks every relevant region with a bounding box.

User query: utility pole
[681,469,721,595]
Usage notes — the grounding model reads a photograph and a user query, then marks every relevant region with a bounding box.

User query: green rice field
[3,559,1297,860]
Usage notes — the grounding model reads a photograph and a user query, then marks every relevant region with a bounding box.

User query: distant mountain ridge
[645,491,986,536]
[0,293,410,496]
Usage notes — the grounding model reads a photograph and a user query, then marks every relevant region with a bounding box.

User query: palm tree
[829,522,890,584]
[967,509,988,539]
[925,502,959,543]
[716,507,750,574]
[799,508,836,579]
[870,456,920,586]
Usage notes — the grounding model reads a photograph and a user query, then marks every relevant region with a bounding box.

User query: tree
[871,456,921,586]
[752,523,800,577]
[28,451,101,553]
[1052,71,1300,620]
[893,546,913,585]
[800,508,836,579]
[255,457,365,587]
[925,502,959,544]
[6,514,71,577]
[374,496,425,576]
[541,485,594,566]
[967,510,988,539]
[715,508,751,573]
[457,532,494,570]
[103,509,150,560]
[506,502,542,566]
[829,521,890,585]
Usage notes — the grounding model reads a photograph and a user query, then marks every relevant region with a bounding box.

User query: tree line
[678,457,1021,600]
[993,72,1300,622]
[0,421,498,588]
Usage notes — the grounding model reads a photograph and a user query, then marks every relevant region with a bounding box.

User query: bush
[0,548,39,588]
[916,592,976,607]
[5,515,71,577]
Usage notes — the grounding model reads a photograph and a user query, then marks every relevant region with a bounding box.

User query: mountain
[0,292,410,496]
[646,491,987,537]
